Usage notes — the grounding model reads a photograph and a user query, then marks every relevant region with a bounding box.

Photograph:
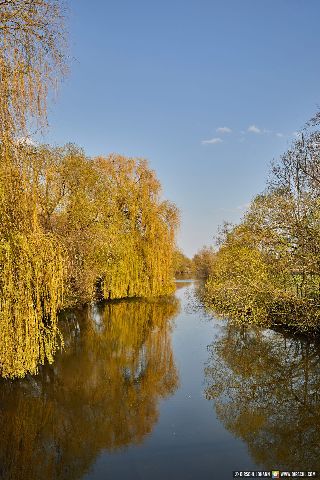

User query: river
[0,280,319,479]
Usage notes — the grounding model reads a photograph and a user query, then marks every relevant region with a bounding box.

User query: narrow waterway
[0,281,319,480]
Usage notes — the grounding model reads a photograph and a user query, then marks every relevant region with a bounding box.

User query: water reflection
[205,324,320,470]
[0,296,179,480]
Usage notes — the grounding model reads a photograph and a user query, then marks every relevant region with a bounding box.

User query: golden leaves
[0,144,179,378]
[0,0,67,144]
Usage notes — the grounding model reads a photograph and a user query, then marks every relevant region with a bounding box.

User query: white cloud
[201,137,223,145]
[276,132,284,138]
[247,125,261,134]
[216,126,232,134]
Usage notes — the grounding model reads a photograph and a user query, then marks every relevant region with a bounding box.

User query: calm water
[0,281,320,479]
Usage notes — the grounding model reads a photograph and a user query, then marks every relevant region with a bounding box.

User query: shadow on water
[0,296,179,480]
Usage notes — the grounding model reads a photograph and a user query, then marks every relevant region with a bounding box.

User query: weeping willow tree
[0,0,67,143]
[0,0,67,377]
[29,145,179,304]
[95,155,179,299]
[0,143,179,379]
[0,1,179,379]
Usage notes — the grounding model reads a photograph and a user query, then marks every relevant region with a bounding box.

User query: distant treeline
[0,0,178,378]
[195,115,320,331]
[173,248,215,279]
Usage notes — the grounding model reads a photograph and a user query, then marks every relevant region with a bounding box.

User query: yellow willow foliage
[0,2,69,379]
[30,145,179,303]
[91,154,178,299]
[0,145,65,379]
[0,0,67,144]
[100,206,176,300]
[0,296,179,479]
[0,143,179,378]
[0,231,64,378]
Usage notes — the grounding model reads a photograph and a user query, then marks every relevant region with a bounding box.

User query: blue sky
[42,0,320,257]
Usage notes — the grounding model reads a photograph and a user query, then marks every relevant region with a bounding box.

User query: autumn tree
[203,113,320,330]
[0,0,67,378]
[27,145,179,304]
[0,0,67,144]
[0,1,180,379]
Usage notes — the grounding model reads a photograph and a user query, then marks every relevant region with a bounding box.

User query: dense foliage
[29,144,179,303]
[0,0,68,378]
[201,122,320,330]
[0,141,178,380]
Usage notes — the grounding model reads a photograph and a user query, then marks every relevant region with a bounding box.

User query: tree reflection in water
[0,296,179,480]
[205,323,320,470]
